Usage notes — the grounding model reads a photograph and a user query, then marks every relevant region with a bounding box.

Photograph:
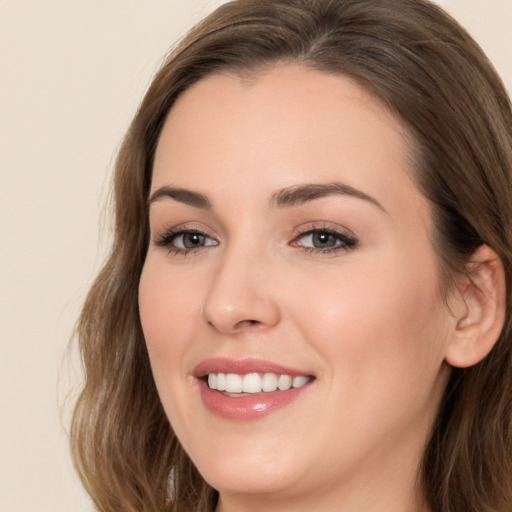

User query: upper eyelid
[291,221,357,238]
[152,223,353,237]
[152,222,218,239]
[156,227,214,240]
[151,221,358,248]
[292,228,357,243]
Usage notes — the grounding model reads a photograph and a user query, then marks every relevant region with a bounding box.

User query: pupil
[313,231,335,248]
[184,233,203,248]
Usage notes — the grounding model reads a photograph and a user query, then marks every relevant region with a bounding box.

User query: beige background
[1,1,510,511]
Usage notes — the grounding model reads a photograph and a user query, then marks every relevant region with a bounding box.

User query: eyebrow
[148,182,385,212]
[270,182,386,212]
[148,186,212,209]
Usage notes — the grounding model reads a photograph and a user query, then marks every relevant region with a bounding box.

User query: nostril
[202,293,281,333]
[235,319,262,330]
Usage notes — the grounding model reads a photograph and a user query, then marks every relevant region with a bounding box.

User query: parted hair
[70,0,512,510]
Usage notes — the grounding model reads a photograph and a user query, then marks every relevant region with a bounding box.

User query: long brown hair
[70,1,512,510]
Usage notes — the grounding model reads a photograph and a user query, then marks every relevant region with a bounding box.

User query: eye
[292,227,357,253]
[155,229,218,254]
[172,232,217,249]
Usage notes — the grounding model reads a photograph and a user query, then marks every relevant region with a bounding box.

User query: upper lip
[193,357,314,378]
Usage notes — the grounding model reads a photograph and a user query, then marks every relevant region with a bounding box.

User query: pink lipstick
[194,358,314,420]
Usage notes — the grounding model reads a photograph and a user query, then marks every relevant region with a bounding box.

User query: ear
[444,245,506,368]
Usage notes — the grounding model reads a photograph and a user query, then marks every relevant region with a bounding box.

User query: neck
[215,462,431,512]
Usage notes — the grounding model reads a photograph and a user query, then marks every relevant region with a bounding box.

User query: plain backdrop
[1,1,510,511]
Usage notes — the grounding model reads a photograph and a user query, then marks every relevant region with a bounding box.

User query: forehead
[152,64,425,220]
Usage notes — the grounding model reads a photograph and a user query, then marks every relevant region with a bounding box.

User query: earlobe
[444,245,506,368]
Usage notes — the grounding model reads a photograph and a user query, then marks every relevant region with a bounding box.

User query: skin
[139,65,460,512]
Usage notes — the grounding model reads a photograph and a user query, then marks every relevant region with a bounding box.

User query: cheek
[286,256,451,457]
[138,257,202,373]
[288,252,449,383]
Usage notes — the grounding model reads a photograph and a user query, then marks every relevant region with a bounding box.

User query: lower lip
[197,379,312,420]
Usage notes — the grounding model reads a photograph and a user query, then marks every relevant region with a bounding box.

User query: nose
[202,246,281,335]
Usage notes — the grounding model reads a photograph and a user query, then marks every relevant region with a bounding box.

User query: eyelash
[154,225,358,256]
[154,227,217,256]
[291,225,358,254]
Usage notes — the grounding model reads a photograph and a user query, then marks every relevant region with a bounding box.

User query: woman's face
[139,65,455,509]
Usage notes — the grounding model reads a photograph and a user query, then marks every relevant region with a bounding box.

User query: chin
[202,467,299,500]
[189,439,304,497]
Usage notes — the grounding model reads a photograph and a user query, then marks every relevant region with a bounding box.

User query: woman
[70,0,512,511]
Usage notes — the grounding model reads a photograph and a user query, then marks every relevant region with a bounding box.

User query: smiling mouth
[195,360,315,419]
[206,372,313,394]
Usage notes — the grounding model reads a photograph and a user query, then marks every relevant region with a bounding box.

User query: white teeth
[292,376,309,388]
[277,374,292,391]
[206,372,311,393]
[225,373,243,393]
[242,373,261,393]
[216,373,226,391]
[262,373,278,392]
